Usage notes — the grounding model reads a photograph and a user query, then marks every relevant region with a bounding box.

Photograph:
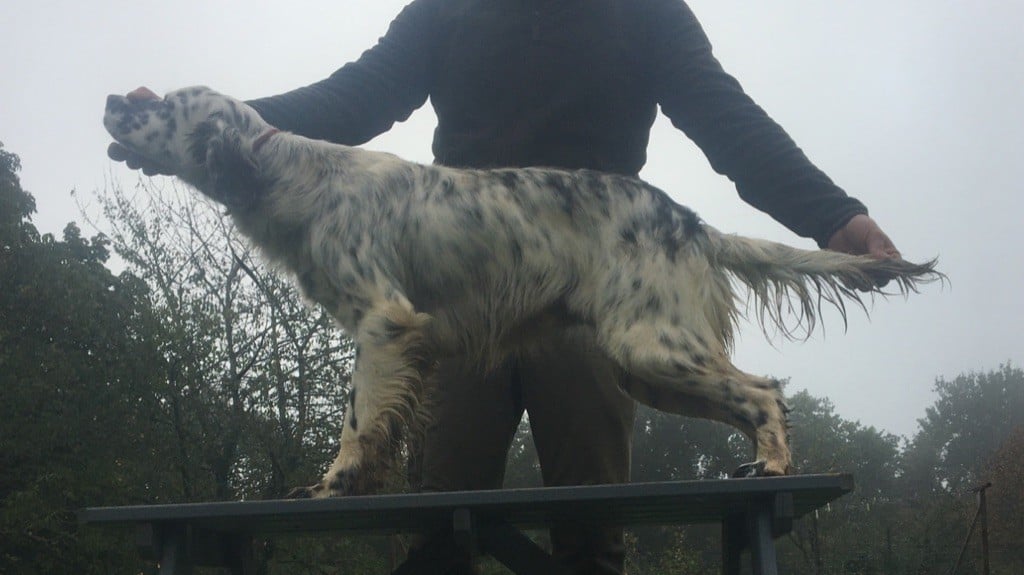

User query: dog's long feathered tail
[704,227,945,339]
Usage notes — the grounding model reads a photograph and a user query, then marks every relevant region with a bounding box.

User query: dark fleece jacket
[249,0,867,246]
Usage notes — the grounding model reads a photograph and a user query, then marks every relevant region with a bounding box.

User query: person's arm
[247,0,444,145]
[108,0,444,172]
[642,0,872,249]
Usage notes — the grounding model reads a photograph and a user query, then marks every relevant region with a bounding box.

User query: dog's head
[104,86,273,209]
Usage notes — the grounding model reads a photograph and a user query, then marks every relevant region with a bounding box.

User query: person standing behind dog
[110,0,902,573]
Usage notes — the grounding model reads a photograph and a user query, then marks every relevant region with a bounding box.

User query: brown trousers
[416,328,636,575]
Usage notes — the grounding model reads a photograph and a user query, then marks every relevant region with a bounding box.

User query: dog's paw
[732,459,790,478]
[285,484,323,499]
[285,468,371,499]
[732,460,769,478]
[284,481,351,499]
[732,460,767,478]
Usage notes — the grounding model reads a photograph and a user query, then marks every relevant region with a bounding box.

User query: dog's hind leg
[288,297,433,498]
[598,321,791,477]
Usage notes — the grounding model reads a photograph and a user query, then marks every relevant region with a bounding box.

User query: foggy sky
[2,1,1021,438]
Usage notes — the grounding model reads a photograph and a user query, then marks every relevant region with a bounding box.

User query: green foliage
[0,146,172,573]
[90,178,376,570]
[503,417,543,489]
[632,404,748,483]
[981,426,1024,571]
[787,391,901,498]
[904,364,1024,495]
[92,179,354,502]
[262,534,394,574]
[0,141,38,249]
[626,528,705,574]
[892,366,1024,574]
[777,391,904,574]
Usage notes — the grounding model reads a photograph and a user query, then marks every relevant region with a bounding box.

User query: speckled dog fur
[105,87,942,495]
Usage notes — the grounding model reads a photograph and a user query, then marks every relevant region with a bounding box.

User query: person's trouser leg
[413,358,522,573]
[413,329,635,575]
[519,328,636,575]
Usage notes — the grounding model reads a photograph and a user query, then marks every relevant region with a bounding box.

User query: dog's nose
[127,86,160,102]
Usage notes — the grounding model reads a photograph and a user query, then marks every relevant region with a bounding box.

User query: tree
[888,364,1024,574]
[771,391,903,574]
[0,141,37,250]
[631,404,747,484]
[904,364,1024,495]
[90,178,356,502]
[89,178,395,572]
[0,142,173,574]
[977,425,1024,571]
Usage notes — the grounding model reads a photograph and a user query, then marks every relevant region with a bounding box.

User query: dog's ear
[189,117,262,210]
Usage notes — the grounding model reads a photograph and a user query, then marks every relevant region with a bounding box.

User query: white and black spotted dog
[105,86,941,496]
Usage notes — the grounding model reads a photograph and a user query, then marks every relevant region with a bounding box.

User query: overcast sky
[2,1,1021,439]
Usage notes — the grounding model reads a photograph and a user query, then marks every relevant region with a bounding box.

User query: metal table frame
[80,474,853,574]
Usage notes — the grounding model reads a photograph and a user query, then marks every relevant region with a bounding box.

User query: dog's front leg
[288,299,433,498]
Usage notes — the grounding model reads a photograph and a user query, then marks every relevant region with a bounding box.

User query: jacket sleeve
[247,0,443,146]
[643,0,867,247]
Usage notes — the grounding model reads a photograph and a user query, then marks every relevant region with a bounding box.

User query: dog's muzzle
[106,86,161,114]
[104,87,166,139]
[104,94,131,117]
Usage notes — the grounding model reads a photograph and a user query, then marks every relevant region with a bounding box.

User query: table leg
[748,502,779,575]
